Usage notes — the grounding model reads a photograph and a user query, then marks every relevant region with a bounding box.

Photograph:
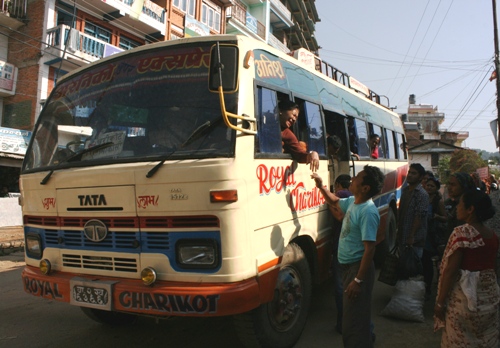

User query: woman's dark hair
[461,190,496,222]
[426,177,441,190]
[335,174,351,189]
[361,165,385,198]
[278,100,299,111]
[450,172,475,191]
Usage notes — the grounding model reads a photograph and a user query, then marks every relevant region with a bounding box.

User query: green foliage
[438,155,451,183]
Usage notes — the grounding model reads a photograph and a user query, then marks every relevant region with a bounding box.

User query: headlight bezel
[25,232,42,259]
[175,239,219,269]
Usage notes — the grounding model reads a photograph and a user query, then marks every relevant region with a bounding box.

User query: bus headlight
[141,267,157,286]
[40,259,51,275]
[176,239,218,269]
[26,233,42,259]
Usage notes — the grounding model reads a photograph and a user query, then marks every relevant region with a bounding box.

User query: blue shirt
[338,196,380,264]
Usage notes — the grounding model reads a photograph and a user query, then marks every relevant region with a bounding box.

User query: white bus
[20,35,407,347]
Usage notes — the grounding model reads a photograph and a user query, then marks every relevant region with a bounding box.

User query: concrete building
[403,94,469,173]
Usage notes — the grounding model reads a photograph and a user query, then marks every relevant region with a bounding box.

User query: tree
[448,149,488,174]
[438,149,489,184]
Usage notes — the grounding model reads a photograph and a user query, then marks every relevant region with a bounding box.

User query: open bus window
[369,123,384,159]
[324,111,349,161]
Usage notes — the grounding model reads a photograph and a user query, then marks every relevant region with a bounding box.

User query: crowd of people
[278,100,499,347]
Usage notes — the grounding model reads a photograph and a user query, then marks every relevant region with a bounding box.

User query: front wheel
[80,307,138,326]
[233,243,312,348]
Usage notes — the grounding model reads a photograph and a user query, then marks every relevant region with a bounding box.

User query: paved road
[1,253,441,348]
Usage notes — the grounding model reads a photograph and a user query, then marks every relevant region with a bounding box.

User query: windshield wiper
[146,118,222,179]
[146,147,178,178]
[40,142,115,185]
[182,117,224,148]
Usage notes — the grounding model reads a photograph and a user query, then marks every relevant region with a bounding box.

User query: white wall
[0,197,22,226]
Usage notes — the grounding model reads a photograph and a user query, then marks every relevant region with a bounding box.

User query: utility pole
[493,0,500,148]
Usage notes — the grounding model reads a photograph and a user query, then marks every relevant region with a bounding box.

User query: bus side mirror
[209,45,238,92]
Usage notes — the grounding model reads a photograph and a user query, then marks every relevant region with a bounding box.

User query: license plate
[70,278,115,311]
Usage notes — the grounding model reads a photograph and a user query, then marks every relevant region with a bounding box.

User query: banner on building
[0,126,32,155]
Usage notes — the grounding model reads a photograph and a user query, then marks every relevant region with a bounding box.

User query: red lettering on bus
[256,164,296,194]
[290,183,325,212]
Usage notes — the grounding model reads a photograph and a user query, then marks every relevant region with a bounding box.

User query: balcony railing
[226,3,265,40]
[46,25,124,64]
[1,0,26,19]
[268,33,289,53]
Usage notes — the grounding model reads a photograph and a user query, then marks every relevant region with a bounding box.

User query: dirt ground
[0,225,23,243]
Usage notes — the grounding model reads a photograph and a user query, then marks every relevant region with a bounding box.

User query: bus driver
[278,100,319,172]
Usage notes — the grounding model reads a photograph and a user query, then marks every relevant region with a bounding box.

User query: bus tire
[80,307,138,326]
[233,243,312,348]
[374,208,397,267]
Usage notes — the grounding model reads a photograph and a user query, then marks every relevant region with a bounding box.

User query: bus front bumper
[21,265,268,317]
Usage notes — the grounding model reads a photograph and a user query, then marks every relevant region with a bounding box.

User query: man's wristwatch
[354,277,363,285]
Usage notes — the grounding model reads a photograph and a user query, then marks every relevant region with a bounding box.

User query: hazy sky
[314,1,499,152]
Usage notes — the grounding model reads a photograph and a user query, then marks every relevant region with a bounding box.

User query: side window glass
[396,132,408,160]
[353,119,369,158]
[256,87,282,154]
[385,129,396,159]
[302,102,325,155]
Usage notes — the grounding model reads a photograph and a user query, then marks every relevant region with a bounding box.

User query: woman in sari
[434,190,499,347]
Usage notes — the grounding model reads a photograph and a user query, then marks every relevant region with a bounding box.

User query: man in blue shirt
[312,165,385,348]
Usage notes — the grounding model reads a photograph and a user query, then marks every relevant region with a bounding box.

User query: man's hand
[311,173,323,188]
[307,151,320,172]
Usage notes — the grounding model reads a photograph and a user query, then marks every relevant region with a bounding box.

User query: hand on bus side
[311,173,323,188]
[307,151,320,172]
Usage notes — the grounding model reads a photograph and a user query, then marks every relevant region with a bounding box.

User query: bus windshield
[23,42,237,173]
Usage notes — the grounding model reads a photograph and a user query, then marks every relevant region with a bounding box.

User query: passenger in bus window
[369,134,380,159]
[278,100,319,172]
[327,135,359,161]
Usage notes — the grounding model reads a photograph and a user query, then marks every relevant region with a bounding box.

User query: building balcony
[226,3,265,40]
[268,33,289,53]
[0,0,27,31]
[44,25,124,71]
[269,0,293,30]
[73,0,165,39]
[0,60,16,97]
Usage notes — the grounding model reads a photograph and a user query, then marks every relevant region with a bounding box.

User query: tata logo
[83,219,108,242]
[78,194,107,206]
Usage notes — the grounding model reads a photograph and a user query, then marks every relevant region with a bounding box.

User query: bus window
[396,132,408,160]
[384,129,397,159]
[256,87,282,154]
[369,123,384,159]
[302,101,325,156]
[324,111,349,161]
[352,118,369,158]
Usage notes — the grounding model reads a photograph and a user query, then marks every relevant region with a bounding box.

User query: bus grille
[45,230,139,250]
[62,254,137,272]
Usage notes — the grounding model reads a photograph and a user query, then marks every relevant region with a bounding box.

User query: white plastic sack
[380,279,425,322]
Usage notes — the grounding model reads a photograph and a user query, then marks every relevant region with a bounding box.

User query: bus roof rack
[290,48,391,110]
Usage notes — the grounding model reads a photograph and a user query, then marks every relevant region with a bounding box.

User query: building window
[201,0,221,32]
[431,153,439,167]
[173,0,196,17]
[84,22,111,43]
[119,36,141,50]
